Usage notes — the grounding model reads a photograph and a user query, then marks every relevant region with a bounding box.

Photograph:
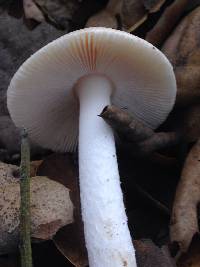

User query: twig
[20,128,32,267]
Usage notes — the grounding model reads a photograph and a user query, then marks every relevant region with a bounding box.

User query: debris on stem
[99,105,154,142]
[100,105,180,156]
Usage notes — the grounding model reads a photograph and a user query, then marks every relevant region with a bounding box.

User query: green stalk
[20,128,32,267]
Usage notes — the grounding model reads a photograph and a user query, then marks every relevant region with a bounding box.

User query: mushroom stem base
[77,74,137,267]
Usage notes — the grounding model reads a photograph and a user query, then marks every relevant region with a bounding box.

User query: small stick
[20,128,32,267]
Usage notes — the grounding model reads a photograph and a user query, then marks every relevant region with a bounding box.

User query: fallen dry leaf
[37,153,88,267]
[143,0,166,13]
[134,239,176,267]
[85,0,122,29]
[100,105,180,156]
[35,0,80,30]
[182,104,200,142]
[30,160,43,177]
[0,176,73,255]
[85,9,118,28]
[170,139,200,253]
[121,0,147,32]
[177,236,200,267]
[23,0,45,22]
[146,0,189,47]
[121,0,166,32]
[162,6,200,107]
[85,0,166,31]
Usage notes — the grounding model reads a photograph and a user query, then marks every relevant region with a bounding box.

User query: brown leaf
[162,6,200,106]
[121,0,147,31]
[170,139,200,253]
[23,0,45,22]
[0,176,73,255]
[134,239,176,267]
[177,236,200,267]
[143,0,166,13]
[30,160,43,177]
[121,0,167,32]
[37,153,88,267]
[182,104,200,142]
[85,9,118,28]
[100,105,180,155]
[35,0,80,30]
[85,0,122,29]
[85,0,166,31]
[146,0,189,47]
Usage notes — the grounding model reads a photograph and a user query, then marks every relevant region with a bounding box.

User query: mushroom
[7,27,176,267]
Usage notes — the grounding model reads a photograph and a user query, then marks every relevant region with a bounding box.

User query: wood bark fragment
[170,139,200,253]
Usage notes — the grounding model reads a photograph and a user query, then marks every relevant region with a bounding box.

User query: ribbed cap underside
[7,27,176,152]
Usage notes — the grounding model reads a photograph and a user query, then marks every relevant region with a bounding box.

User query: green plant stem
[20,128,32,267]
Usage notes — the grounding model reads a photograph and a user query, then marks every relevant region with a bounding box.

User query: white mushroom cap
[7,27,176,152]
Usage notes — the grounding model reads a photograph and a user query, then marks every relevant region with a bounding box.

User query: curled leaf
[162,6,200,106]
[121,0,147,31]
[170,139,200,252]
[183,104,200,143]
[143,0,166,13]
[177,236,200,267]
[122,0,166,32]
[146,0,189,47]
